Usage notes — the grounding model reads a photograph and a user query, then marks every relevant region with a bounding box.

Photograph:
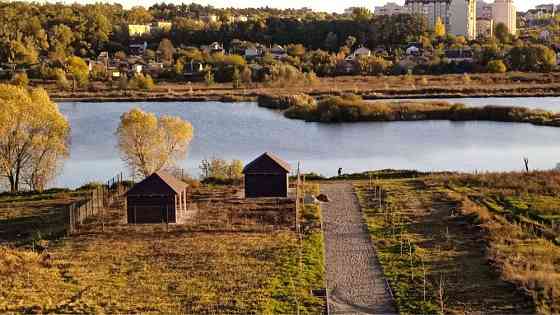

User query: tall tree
[66,56,89,87]
[0,85,70,192]
[116,108,193,178]
[157,38,175,64]
[434,17,446,38]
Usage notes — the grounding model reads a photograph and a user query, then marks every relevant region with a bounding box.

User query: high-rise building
[449,0,477,39]
[492,0,516,34]
[476,0,493,19]
[406,0,450,30]
[405,0,477,39]
[374,2,410,16]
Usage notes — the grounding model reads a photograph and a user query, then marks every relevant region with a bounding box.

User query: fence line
[66,172,127,235]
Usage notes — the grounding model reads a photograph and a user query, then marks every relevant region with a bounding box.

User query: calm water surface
[56,98,560,188]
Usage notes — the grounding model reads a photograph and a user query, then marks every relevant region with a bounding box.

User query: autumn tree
[116,108,193,178]
[351,7,373,22]
[434,17,446,37]
[157,38,175,64]
[67,56,89,87]
[127,6,153,24]
[0,85,70,191]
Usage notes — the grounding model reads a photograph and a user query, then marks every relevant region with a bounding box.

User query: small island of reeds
[258,93,560,127]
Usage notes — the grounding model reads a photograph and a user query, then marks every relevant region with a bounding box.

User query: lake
[56,97,560,188]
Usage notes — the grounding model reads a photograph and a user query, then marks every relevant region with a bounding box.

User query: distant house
[129,42,148,56]
[243,152,291,198]
[130,63,143,75]
[445,48,474,62]
[200,14,218,23]
[108,67,123,79]
[345,47,372,61]
[128,24,151,37]
[234,15,248,22]
[97,51,109,62]
[126,171,189,224]
[184,60,204,79]
[406,45,421,56]
[151,21,172,32]
[336,60,358,75]
[202,42,225,54]
[245,46,263,60]
[270,45,287,60]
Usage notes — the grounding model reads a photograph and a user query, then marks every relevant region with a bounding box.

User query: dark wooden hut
[243,152,291,198]
[126,171,189,224]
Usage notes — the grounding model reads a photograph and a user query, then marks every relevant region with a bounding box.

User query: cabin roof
[243,152,291,174]
[127,171,187,196]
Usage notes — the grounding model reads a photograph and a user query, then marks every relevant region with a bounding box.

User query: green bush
[487,60,507,73]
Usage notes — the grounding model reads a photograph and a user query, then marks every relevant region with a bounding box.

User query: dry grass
[355,179,535,314]
[0,186,325,314]
[43,72,560,102]
[431,172,560,314]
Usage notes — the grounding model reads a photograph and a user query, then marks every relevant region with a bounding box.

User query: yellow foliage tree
[0,85,70,191]
[434,17,446,38]
[116,108,194,178]
[66,56,89,87]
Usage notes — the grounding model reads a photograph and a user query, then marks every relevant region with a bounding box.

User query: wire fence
[66,173,127,235]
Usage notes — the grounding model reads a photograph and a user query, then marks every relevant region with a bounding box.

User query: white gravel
[321,183,397,315]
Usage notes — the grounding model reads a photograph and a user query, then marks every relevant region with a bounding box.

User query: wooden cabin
[126,171,189,224]
[243,152,291,198]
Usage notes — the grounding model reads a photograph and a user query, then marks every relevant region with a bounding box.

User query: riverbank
[30,72,560,102]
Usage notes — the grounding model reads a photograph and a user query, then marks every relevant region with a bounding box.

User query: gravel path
[321,183,396,315]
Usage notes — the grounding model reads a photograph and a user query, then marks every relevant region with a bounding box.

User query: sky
[36,0,556,13]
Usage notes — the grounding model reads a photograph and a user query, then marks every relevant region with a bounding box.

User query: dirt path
[320,183,396,314]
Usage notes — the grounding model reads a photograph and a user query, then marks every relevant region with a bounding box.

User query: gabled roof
[243,152,291,174]
[156,171,188,193]
[127,171,187,196]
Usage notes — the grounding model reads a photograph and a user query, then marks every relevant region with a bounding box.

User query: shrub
[128,73,155,91]
[258,93,316,111]
[12,72,29,87]
[118,74,128,90]
[232,67,241,89]
[241,67,252,85]
[199,158,244,185]
[54,68,71,90]
[487,60,507,73]
[204,70,215,86]
[77,181,103,191]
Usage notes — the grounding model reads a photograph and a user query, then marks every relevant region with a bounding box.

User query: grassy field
[0,187,325,314]
[0,189,85,245]
[355,171,560,314]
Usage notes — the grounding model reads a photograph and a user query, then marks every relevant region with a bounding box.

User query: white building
[375,2,410,15]
[477,18,494,38]
[476,0,493,19]
[449,0,477,40]
[345,47,372,61]
[492,0,516,34]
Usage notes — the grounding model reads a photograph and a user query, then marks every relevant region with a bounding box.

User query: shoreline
[51,90,560,103]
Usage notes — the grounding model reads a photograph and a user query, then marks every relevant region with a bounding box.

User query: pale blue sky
[40,0,555,13]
